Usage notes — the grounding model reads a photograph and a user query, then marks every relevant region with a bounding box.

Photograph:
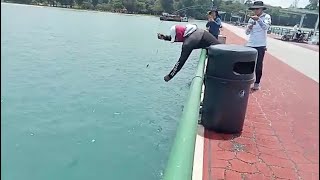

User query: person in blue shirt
[206,10,222,39]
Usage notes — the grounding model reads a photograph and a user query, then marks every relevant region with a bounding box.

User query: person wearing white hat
[245,1,271,90]
[157,24,220,82]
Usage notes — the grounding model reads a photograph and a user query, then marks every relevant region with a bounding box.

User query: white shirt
[170,24,197,43]
[245,13,271,47]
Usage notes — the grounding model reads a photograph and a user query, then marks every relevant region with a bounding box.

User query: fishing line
[154,20,164,56]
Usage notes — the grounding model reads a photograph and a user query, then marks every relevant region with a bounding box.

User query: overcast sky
[262,0,310,8]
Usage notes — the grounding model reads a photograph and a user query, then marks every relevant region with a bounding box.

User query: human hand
[251,15,259,21]
[164,75,171,82]
[157,33,164,40]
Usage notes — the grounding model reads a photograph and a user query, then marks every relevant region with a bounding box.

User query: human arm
[245,19,254,35]
[245,25,252,35]
[253,14,271,30]
[213,18,222,26]
[206,22,210,30]
[164,45,193,81]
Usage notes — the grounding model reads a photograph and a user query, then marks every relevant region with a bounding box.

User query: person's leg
[199,30,221,48]
[201,32,220,66]
[253,46,266,89]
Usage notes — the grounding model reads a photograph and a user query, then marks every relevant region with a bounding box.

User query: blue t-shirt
[206,17,222,36]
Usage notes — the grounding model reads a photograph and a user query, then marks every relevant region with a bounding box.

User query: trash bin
[201,44,258,134]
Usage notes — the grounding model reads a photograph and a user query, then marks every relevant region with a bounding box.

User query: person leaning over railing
[245,1,271,90]
[157,24,221,82]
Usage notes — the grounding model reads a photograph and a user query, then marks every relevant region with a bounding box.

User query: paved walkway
[221,23,319,83]
[233,26,319,53]
[202,26,319,180]
[267,34,319,53]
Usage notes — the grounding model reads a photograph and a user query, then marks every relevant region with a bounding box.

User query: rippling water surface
[1,3,206,180]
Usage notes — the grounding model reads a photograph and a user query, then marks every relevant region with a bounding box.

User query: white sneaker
[252,83,260,90]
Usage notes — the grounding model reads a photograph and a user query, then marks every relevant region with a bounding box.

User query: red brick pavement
[203,28,319,180]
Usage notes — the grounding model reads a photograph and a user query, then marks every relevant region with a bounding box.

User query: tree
[75,0,83,6]
[309,0,319,5]
[244,0,252,5]
[214,0,223,7]
[290,0,299,8]
[123,0,136,12]
[96,3,112,10]
[92,0,99,7]
[67,0,74,7]
[265,6,282,25]
[8,0,319,28]
[160,0,173,13]
[305,0,319,10]
[111,0,124,9]
[152,0,163,14]
[136,0,147,13]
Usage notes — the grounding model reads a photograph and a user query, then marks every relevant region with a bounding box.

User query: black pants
[252,46,266,84]
[202,31,221,55]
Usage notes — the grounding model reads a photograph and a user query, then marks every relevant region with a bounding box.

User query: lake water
[1,3,206,180]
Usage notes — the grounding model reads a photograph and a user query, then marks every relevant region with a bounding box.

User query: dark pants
[252,46,266,84]
[213,35,219,39]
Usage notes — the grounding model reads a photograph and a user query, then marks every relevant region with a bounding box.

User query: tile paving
[202,28,319,180]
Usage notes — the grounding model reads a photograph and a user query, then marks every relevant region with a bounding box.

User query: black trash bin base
[201,76,253,134]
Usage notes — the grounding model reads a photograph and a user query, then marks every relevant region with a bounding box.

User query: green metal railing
[163,49,207,180]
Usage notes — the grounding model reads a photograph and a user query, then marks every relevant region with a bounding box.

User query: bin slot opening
[233,61,255,75]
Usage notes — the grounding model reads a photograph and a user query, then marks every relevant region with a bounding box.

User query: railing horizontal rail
[163,49,207,180]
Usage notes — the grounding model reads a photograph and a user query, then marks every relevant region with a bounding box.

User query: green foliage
[81,1,93,9]
[244,0,252,5]
[75,0,83,6]
[305,0,319,10]
[219,1,246,14]
[151,0,163,14]
[6,0,319,28]
[92,0,98,7]
[160,0,173,13]
[111,0,124,9]
[96,3,112,10]
[123,0,136,12]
